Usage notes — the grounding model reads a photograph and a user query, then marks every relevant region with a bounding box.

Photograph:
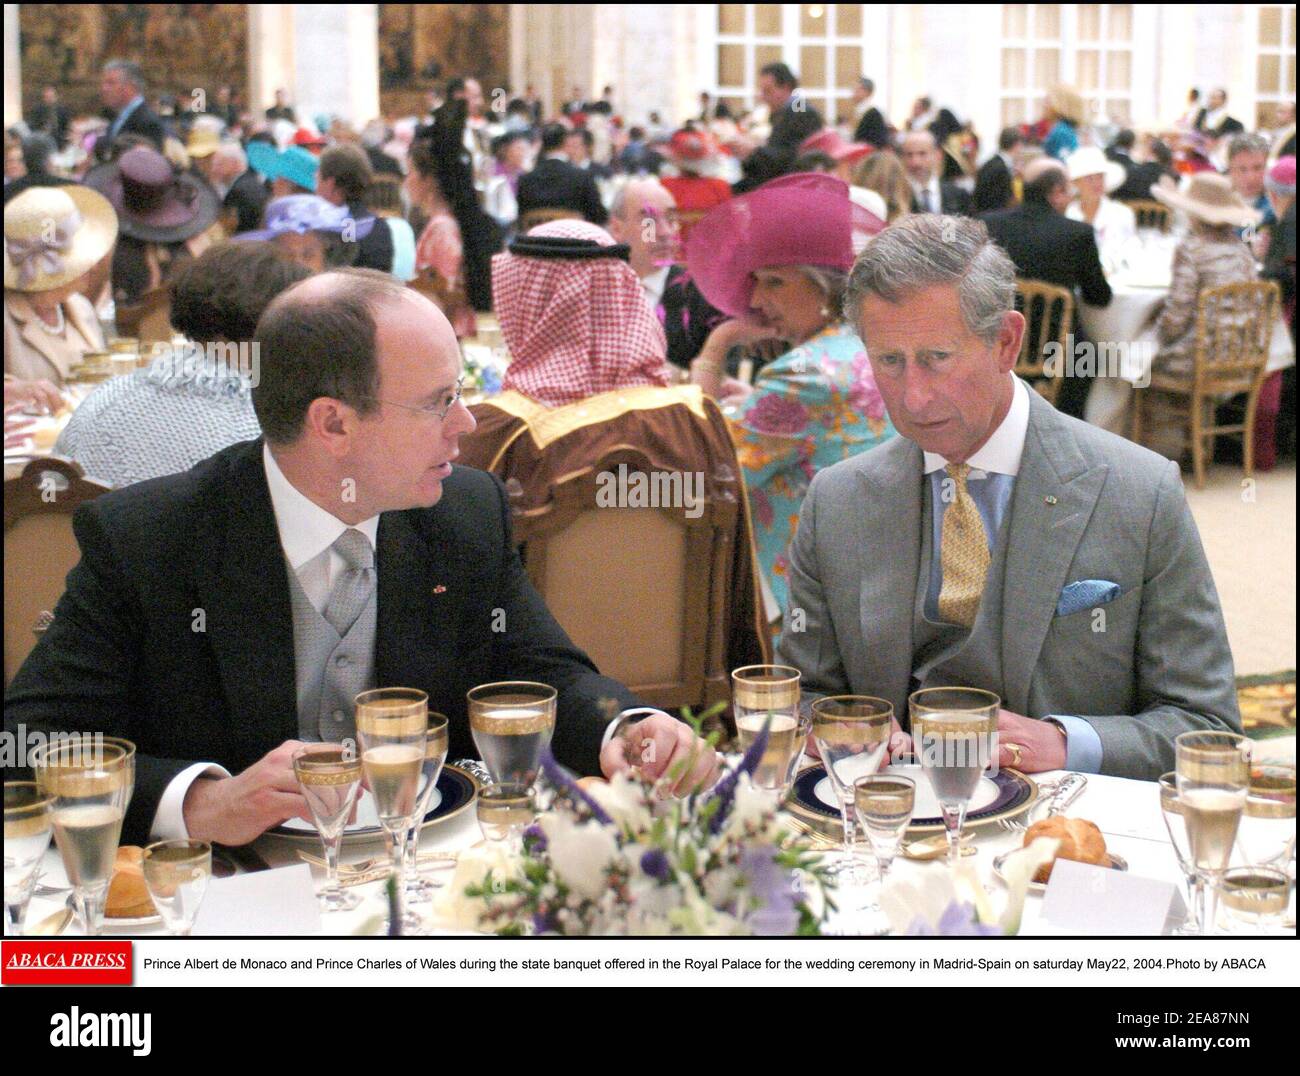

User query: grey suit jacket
[777,386,1241,780]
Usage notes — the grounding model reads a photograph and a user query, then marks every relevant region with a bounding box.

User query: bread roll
[106,846,155,919]
[1023,816,1108,883]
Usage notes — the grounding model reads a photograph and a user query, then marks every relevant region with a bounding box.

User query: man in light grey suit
[778,215,1240,781]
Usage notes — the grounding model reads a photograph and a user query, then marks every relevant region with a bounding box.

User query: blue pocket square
[1056,579,1121,617]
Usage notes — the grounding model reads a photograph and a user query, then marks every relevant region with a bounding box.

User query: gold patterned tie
[938,463,990,628]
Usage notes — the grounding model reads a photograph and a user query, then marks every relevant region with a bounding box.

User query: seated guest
[900,131,971,214]
[686,173,895,615]
[236,194,376,273]
[483,130,530,231]
[1041,84,1086,160]
[516,122,608,226]
[3,185,116,386]
[406,130,476,337]
[492,219,672,406]
[779,214,1241,779]
[564,127,611,181]
[55,242,310,487]
[316,143,394,274]
[84,144,223,305]
[5,270,719,846]
[607,178,727,371]
[1261,157,1296,333]
[3,134,75,204]
[853,149,913,224]
[1111,136,1177,202]
[616,126,663,176]
[798,129,873,185]
[203,141,269,235]
[1064,146,1137,259]
[246,141,319,198]
[972,127,1023,214]
[658,129,732,233]
[1225,133,1276,232]
[361,178,417,282]
[1150,173,1259,377]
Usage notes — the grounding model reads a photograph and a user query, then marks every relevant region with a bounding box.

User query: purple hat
[236,194,376,242]
[83,145,221,244]
[684,173,884,318]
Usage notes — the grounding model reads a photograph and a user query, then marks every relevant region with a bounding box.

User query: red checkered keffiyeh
[493,220,671,407]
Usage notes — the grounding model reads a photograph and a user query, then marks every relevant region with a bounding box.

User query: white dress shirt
[640,266,671,313]
[1066,197,1138,261]
[922,375,1029,478]
[911,174,942,212]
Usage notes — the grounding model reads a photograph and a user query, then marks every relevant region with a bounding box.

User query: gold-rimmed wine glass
[732,665,807,798]
[1218,865,1292,932]
[1158,773,1202,934]
[468,681,556,789]
[910,687,999,865]
[99,737,136,812]
[1175,730,1250,936]
[476,784,536,852]
[4,782,55,935]
[142,839,211,936]
[31,739,133,937]
[293,743,364,913]
[403,713,449,904]
[854,774,916,931]
[810,696,894,883]
[355,688,428,933]
[1236,763,1296,870]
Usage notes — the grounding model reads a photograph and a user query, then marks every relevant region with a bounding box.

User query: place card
[192,863,322,936]
[1041,860,1186,935]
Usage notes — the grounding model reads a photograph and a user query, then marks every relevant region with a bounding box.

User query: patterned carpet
[1238,671,1297,741]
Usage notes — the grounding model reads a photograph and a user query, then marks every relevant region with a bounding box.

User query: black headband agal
[507,235,631,261]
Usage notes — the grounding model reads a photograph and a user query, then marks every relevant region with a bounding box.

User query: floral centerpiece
[434,719,835,936]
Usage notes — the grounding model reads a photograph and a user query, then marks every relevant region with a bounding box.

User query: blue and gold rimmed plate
[785,762,1037,838]
[268,763,479,844]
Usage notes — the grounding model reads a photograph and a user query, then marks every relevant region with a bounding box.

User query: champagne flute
[142,840,211,936]
[1158,773,1202,934]
[477,784,537,852]
[1236,763,1296,869]
[4,782,55,935]
[854,774,916,928]
[732,665,806,798]
[1175,730,1250,937]
[468,681,556,789]
[32,740,133,937]
[910,688,999,865]
[355,688,428,933]
[293,743,364,912]
[402,713,449,903]
[810,696,893,883]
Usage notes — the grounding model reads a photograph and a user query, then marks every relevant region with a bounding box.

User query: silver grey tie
[323,528,375,637]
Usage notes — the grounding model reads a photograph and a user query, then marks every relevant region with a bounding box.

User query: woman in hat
[1043,84,1087,161]
[685,173,895,616]
[1151,173,1260,376]
[235,193,376,273]
[1064,145,1137,260]
[4,184,118,386]
[84,143,223,305]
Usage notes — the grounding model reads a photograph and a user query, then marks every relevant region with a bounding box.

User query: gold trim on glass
[732,665,802,712]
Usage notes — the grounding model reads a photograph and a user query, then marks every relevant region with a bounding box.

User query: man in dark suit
[851,78,889,149]
[27,85,71,149]
[901,130,971,214]
[516,123,608,225]
[4,271,718,847]
[1194,88,1245,139]
[266,88,297,124]
[97,60,166,159]
[972,127,1022,214]
[981,159,1112,416]
[738,62,824,190]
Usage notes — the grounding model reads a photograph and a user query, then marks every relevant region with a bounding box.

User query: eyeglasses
[364,377,465,421]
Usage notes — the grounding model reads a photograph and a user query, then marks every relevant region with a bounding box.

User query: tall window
[1255,5,1296,130]
[999,4,1133,128]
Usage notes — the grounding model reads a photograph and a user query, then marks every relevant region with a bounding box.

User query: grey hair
[212,141,247,169]
[795,265,849,313]
[843,215,1016,344]
[1226,133,1269,162]
[609,177,668,220]
[103,60,145,91]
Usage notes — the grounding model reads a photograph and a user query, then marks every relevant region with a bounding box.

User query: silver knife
[1046,773,1088,816]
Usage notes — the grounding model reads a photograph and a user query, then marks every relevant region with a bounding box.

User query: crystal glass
[854,774,916,927]
[1236,763,1296,869]
[1175,730,1250,936]
[142,840,211,936]
[810,696,893,882]
[1158,773,1202,934]
[477,784,536,852]
[732,665,806,798]
[4,782,55,936]
[910,688,999,865]
[468,681,556,789]
[1218,866,1291,932]
[99,737,136,812]
[293,743,364,913]
[31,740,133,937]
[355,688,428,933]
[403,713,449,904]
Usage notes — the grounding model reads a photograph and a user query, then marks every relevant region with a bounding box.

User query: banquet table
[21,768,1276,938]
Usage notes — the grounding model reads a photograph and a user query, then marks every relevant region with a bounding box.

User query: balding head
[608,178,679,278]
[900,130,940,184]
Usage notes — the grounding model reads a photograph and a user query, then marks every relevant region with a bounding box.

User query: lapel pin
[1044,495,1058,505]
[432,584,447,594]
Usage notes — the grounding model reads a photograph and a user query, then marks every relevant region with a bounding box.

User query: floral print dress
[730,321,895,617]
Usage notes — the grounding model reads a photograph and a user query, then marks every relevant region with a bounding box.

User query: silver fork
[998,774,1088,834]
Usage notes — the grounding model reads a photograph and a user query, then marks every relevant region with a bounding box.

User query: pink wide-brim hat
[684,172,884,318]
[799,127,873,165]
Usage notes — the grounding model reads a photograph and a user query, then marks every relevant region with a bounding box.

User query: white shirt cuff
[601,708,670,750]
[150,763,232,841]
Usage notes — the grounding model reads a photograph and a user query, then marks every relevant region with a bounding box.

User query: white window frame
[1249,3,1297,130]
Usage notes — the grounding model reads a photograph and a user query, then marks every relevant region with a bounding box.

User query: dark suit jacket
[4,441,641,844]
[516,157,608,225]
[223,169,269,234]
[3,171,76,205]
[28,102,71,147]
[112,103,167,150]
[739,98,825,189]
[911,181,972,216]
[1193,108,1245,138]
[1112,161,1176,203]
[971,154,1014,214]
[347,201,395,274]
[852,106,889,148]
[981,201,1113,308]
[658,265,728,370]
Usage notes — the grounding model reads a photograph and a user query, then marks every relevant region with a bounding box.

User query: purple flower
[907,901,1002,936]
[746,394,809,436]
[523,823,547,853]
[703,716,770,834]
[738,846,800,936]
[539,747,614,825]
[640,849,671,882]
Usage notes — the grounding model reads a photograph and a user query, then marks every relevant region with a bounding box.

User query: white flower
[720,776,781,840]
[540,813,621,900]
[586,772,653,834]
[996,836,1059,935]
[429,842,520,933]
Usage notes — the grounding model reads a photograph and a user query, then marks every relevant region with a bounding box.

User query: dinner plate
[786,762,1037,838]
[267,763,478,844]
[992,850,1129,894]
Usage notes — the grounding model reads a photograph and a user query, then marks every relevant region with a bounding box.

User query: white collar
[923,376,1030,477]
[641,265,671,305]
[544,152,570,163]
[262,443,380,571]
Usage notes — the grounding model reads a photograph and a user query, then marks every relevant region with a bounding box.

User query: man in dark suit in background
[851,78,890,149]
[5,271,717,847]
[738,62,824,191]
[209,142,270,235]
[1194,88,1245,139]
[901,130,971,214]
[27,85,71,149]
[972,127,1022,214]
[516,123,608,225]
[97,60,166,160]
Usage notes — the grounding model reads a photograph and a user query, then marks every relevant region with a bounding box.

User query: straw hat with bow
[4,185,119,292]
[1152,173,1262,228]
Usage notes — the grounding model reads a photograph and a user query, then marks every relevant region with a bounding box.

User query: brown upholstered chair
[1128,199,1172,232]
[1014,279,1074,406]
[517,207,583,233]
[4,457,111,685]
[1131,280,1280,488]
